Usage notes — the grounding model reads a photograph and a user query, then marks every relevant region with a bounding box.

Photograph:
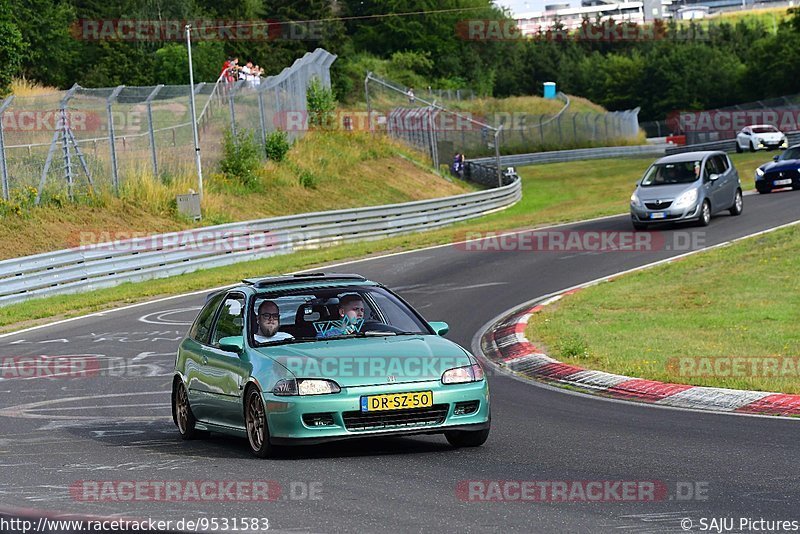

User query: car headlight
[442,363,485,384]
[272,378,341,396]
[673,189,698,209]
[755,168,765,179]
[630,191,642,207]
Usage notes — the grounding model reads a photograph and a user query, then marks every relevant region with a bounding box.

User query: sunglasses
[258,312,280,320]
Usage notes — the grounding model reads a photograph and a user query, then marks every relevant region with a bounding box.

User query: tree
[10,0,79,87]
[154,41,225,84]
[0,0,24,94]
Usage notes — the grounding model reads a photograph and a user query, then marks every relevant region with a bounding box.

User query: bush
[265,130,291,162]
[306,77,337,129]
[219,128,262,187]
[0,186,37,217]
[298,169,318,189]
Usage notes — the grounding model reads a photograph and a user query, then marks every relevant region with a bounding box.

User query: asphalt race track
[1,191,798,533]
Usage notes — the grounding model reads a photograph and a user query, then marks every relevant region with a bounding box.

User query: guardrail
[665,131,800,155]
[0,179,521,306]
[469,143,669,167]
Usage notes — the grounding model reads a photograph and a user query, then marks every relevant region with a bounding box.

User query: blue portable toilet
[543,82,556,99]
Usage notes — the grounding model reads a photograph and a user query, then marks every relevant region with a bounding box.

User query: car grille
[764,170,799,182]
[343,404,449,431]
[645,201,673,210]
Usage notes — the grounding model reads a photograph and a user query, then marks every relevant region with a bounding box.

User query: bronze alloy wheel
[176,384,190,434]
[245,388,272,457]
[174,381,201,439]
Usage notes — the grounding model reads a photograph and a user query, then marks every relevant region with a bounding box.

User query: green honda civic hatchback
[171,273,490,457]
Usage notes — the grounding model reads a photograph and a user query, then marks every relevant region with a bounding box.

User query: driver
[254,300,293,343]
[317,294,366,338]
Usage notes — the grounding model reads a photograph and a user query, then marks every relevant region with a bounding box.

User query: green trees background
[4,0,800,121]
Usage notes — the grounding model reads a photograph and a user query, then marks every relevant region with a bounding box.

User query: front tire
[445,427,490,448]
[173,381,201,440]
[245,387,274,458]
[735,141,743,153]
[729,189,743,216]
[698,200,711,227]
[749,141,756,152]
[632,221,648,231]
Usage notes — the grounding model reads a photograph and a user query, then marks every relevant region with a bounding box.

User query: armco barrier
[0,178,521,306]
[665,131,800,155]
[469,143,669,167]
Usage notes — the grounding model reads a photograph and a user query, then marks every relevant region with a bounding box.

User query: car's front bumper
[755,139,788,150]
[630,202,702,224]
[757,170,800,192]
[263,379,490,444]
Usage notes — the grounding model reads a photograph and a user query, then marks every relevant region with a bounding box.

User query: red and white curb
[481,289,800,417]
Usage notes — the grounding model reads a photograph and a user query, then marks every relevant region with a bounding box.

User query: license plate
[774,179,792,186]
[361,391,433,412]
[649,212,666,219]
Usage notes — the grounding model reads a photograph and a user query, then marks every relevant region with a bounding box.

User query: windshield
[250,285,430,346]
[779,147,800,160]
[752,126,778,134]
[640,161,702,186]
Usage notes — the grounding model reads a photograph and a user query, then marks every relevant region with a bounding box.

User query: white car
[735,125,788,152]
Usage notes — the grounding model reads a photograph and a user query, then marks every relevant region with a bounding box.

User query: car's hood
[760,159,800,173]
[255,335,472,387]
[636,183,694,201]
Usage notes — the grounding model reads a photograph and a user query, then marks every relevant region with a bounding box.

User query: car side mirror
[428,321,449,336]
[773,155,780,162]
[219,336,244,354]
[709,173,720,181]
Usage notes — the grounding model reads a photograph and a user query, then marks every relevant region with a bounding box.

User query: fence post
[428,102,439,171]
[557,114,563,144]
[0,95,13,201]
[539,115,545,144]
[61,107,74,200]
[364,72,373,134]
[572,114,578,142]
[36,84,79,205]
[144,85,163,177]
[257,83,270,157]
[106,85,125,195]
[494,126,502,187]
[228,81,238,137]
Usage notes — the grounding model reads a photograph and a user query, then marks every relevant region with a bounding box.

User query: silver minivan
[630,151,743,230]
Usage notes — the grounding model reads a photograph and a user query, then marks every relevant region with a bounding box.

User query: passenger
[254,300,293,342]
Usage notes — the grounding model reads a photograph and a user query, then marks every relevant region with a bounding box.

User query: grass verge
[0,131,473,259]
[526,223,800,393]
